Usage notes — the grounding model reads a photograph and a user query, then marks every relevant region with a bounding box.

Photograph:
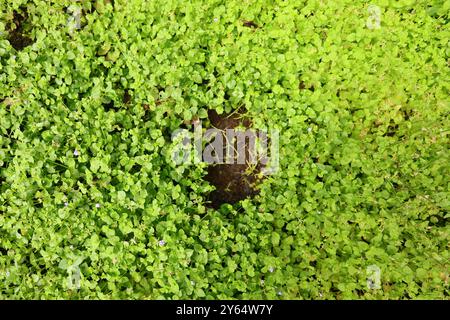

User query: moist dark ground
[7,9,33,51]
[204,109,262,209]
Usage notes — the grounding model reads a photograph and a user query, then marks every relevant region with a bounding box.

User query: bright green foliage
[0,0,449,299]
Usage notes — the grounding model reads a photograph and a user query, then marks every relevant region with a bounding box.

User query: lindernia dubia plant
[0,0,448,300]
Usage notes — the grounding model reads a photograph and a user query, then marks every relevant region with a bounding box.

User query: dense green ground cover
[0,0,448,299]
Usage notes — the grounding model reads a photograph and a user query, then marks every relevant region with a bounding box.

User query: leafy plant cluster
[0,0,448,299]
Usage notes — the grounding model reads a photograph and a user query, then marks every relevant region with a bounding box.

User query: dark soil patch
[204,109,263,209]
[243,20,259,28]
[123,89,132,104]
[7,9,33,51]
[208,108,251,129]
[299,80,315,92]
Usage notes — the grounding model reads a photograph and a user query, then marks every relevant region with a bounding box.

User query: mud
[204,109,263,209]
[7,9,33,51]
